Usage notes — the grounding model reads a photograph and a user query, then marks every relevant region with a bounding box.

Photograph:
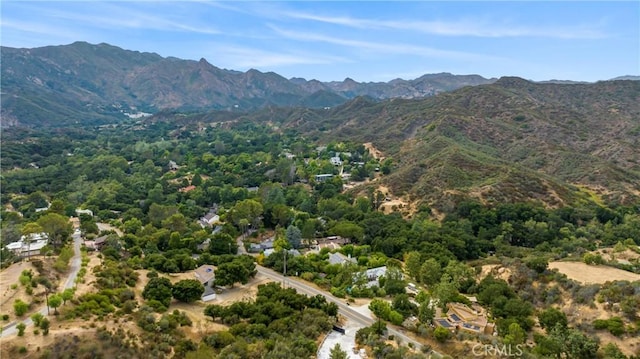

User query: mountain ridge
[1,41,498,127]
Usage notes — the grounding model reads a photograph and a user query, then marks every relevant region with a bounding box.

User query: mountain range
[1,41,495,127]
[172,77,640,209]
[2,41,639,209]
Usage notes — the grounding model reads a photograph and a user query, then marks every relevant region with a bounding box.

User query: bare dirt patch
[479,264,512,282]
[96,223,123,236]
[73,253,101,297]
[0,258,61,322]
[375,185,418,218]
[363,142,385,161]
[549,261,640,284]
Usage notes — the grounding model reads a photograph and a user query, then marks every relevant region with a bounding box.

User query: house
[35,202,51,213]
[264,248,301,257]
[330,156,342,166]
[314,174,333,182]
[199,211,220,228]
[194,264,217,301]
[93,235,109,250]
[328,252,357,266]
[353,266,388,288]
[434,302,495,335]
[75,208,94,217]
[168,160,180,171]
[364,266,387,282]
[5,233,49,257]
[248,237,275,253]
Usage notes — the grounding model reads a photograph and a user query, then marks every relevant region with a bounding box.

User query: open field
[549,261,640,284]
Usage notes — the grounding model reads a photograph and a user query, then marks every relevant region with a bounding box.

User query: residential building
[314,174,333,182]
[328,252,357,266]
[5,233,49,257]
[194,264,217,302]
[75,208,94,217]
[434,302,495,335]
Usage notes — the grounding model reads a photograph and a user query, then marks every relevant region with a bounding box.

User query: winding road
[1,230,82,338]
[255,265,440,358]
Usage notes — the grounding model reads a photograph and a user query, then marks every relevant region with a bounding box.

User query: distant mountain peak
[1,41,496,127]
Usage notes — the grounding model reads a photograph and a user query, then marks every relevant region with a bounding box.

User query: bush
[16,322,26,336]
[434,326,451,342]
[593,317,625,336]
[13,300,29,316]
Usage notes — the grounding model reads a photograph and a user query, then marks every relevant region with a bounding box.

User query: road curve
[1,231,82,338]
[256,265,440,357]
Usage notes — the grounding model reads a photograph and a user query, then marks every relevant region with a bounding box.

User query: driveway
[1,231,82,338]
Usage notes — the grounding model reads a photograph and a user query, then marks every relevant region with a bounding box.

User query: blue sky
[2,1,638,82]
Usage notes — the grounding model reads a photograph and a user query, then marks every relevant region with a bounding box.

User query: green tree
[419,258,442,286]
[404,251,422,280]
[143,277,174,308]
[61,288,75,305]
[40,318,50,335]
[215,261,250,288]
[392,293,417,318]
[329,343,348,359]
[37,213,72,250]
[538,307,567,332]
[229,199,263,230]
[13,299,28,316]
[16,322,26,336]
[329,221,364,243]
[418,300,435,324]
[504,322,526,345]
[526,256,549,274]
[285,225,302,249]
[30,313,44,327]
[172,279,205,303]
[433,326,451,342]
[48,294,62,314]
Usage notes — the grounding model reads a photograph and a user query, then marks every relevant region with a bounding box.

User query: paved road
[1,231,82,338]
[256,265,440,357]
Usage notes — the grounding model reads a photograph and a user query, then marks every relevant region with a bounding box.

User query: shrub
[434,326,451,342]
[13,300,29,316]
[16,322,26,336]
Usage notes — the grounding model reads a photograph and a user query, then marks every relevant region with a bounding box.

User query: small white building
[194,264,217,302]
[5,233,49,257]
[75,208,94,217]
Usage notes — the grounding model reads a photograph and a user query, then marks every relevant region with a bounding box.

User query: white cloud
[43,3,220,35]
[284,11,607,39]
[269,25,504,62]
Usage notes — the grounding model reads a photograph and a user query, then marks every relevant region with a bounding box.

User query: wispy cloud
[0,19,80,44]
[43,3,220,35]
[269,25,503,62]
[284,11,607,39]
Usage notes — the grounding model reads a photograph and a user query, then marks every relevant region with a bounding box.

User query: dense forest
[1,113,639,358]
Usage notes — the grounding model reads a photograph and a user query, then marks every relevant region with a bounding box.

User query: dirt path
[549,261,640,284]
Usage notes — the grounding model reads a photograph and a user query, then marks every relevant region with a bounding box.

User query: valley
[0,42,639,359]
